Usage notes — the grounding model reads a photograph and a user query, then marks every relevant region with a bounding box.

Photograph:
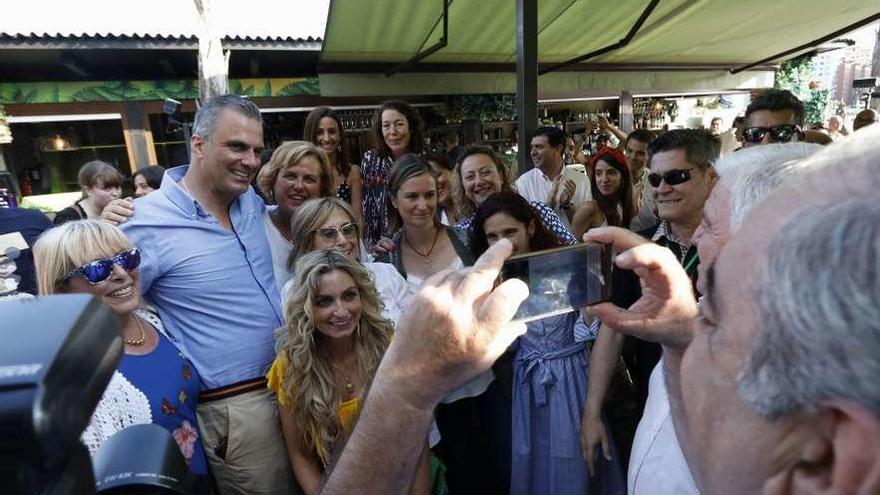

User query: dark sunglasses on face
[317,222,358,242]
[742,124,800,144]
[63,248,141,285]
[648,168,693,188]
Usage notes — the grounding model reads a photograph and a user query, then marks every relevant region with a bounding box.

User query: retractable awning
[319,0,878,97]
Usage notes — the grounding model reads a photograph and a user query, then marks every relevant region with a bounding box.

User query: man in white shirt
[514,126,591,229]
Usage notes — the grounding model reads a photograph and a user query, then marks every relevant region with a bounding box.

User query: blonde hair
[33,220,132,295]
[257,141,334,203]
[276,250,392,462]
[288,198,360,269]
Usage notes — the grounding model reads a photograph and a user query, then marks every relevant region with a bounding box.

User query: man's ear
[706,165,719,187]
[773,401,880,495]
[191,134,206,160]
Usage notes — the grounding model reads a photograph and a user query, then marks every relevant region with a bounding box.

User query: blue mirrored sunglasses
[63,248,141,285]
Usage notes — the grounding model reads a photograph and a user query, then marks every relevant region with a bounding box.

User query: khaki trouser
[197,388,301,495]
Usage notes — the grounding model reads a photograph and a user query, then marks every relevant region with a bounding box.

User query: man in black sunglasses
[582,129,718,481]
[742,89,805,148]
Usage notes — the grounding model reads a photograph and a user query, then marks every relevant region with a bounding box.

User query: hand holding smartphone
[499,242,612,323]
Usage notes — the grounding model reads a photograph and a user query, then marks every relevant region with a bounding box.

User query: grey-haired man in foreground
[317,127,880,495]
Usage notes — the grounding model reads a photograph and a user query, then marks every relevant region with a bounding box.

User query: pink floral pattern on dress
[172,419,199,463]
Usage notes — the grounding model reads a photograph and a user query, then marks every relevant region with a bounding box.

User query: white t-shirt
[628,358,699,495]
[514,165,592,229]
[263,208,295,294]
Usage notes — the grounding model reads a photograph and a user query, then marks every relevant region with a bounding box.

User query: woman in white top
[283,197,407,326]
[380,153,511,494]
[257,141,335,291]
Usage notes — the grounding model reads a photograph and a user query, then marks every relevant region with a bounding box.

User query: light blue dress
[511,311,625,495]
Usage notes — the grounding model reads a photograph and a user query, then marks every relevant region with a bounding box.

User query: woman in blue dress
[33,220,209,493]
[470,192,625,495]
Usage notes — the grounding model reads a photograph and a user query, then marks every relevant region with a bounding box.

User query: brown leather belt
[200,377,267,403]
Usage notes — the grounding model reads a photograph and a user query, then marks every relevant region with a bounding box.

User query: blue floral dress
[83,310,207,479]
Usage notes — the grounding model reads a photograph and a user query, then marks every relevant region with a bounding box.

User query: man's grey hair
[738,198,880,419]
[191,94,262,141]
[736,125,880,420]
[714,143,821,230]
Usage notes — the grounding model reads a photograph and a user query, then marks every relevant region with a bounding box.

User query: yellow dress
[266,352,361,464]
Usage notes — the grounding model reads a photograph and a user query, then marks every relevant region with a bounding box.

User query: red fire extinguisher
[20,175,32,196]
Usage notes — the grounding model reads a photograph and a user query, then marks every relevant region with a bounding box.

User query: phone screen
[500,243,611,323]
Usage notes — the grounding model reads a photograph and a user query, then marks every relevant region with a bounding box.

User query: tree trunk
[194,0,229,104]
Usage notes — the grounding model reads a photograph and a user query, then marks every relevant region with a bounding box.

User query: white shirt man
[515,127,591,229]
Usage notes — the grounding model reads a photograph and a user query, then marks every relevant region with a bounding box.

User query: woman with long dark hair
[360,99,425,250]
[471,192,626,495]
[571,147,636,238]
[303,107,363,224]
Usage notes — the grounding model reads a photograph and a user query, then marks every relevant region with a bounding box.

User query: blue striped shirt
[120,165,283,389]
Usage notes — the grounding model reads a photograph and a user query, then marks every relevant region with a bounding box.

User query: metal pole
[515,0,538,176]
[619,91,634,134]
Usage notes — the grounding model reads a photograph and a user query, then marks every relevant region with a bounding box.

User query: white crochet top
[80,309,163,455]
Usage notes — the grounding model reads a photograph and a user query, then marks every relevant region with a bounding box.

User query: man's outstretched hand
[584,227,697,350]
[379,239,529,412]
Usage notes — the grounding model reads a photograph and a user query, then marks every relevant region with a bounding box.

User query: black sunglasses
[648,169,693,188]
[63,248,141,285]
[742,124,800,144]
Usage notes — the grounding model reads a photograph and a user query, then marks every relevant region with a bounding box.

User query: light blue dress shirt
[120,165,283,389]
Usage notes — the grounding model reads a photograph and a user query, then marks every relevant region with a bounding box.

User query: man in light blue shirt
[121,95,297,495]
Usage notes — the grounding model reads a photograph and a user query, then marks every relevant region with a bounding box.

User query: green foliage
[447,94,516,121]
[776,55,828,124]
[804,89,829,125]
[277,79,320,96]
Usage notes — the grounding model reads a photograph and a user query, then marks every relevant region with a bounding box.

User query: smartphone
[499,242,612,323]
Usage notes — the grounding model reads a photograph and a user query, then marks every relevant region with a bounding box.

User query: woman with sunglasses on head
[452,145,578,245]
[361,99,425,253]
[257,141,335,291]
[470,193,626,495]
[571,147,637,238]
[303,107,363,225]
[283,197,407,325]
[33,220,209,492]
[267,250,431,495]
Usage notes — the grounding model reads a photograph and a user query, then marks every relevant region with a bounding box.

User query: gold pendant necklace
[332,361,355,395]
[124,317,148,347]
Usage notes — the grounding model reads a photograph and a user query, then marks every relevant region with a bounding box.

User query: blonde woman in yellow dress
[266,250,431,495]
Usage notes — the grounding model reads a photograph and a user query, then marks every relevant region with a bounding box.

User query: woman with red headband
[571,147,636,237]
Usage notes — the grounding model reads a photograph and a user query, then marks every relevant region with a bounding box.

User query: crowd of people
[1,87,878,495]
